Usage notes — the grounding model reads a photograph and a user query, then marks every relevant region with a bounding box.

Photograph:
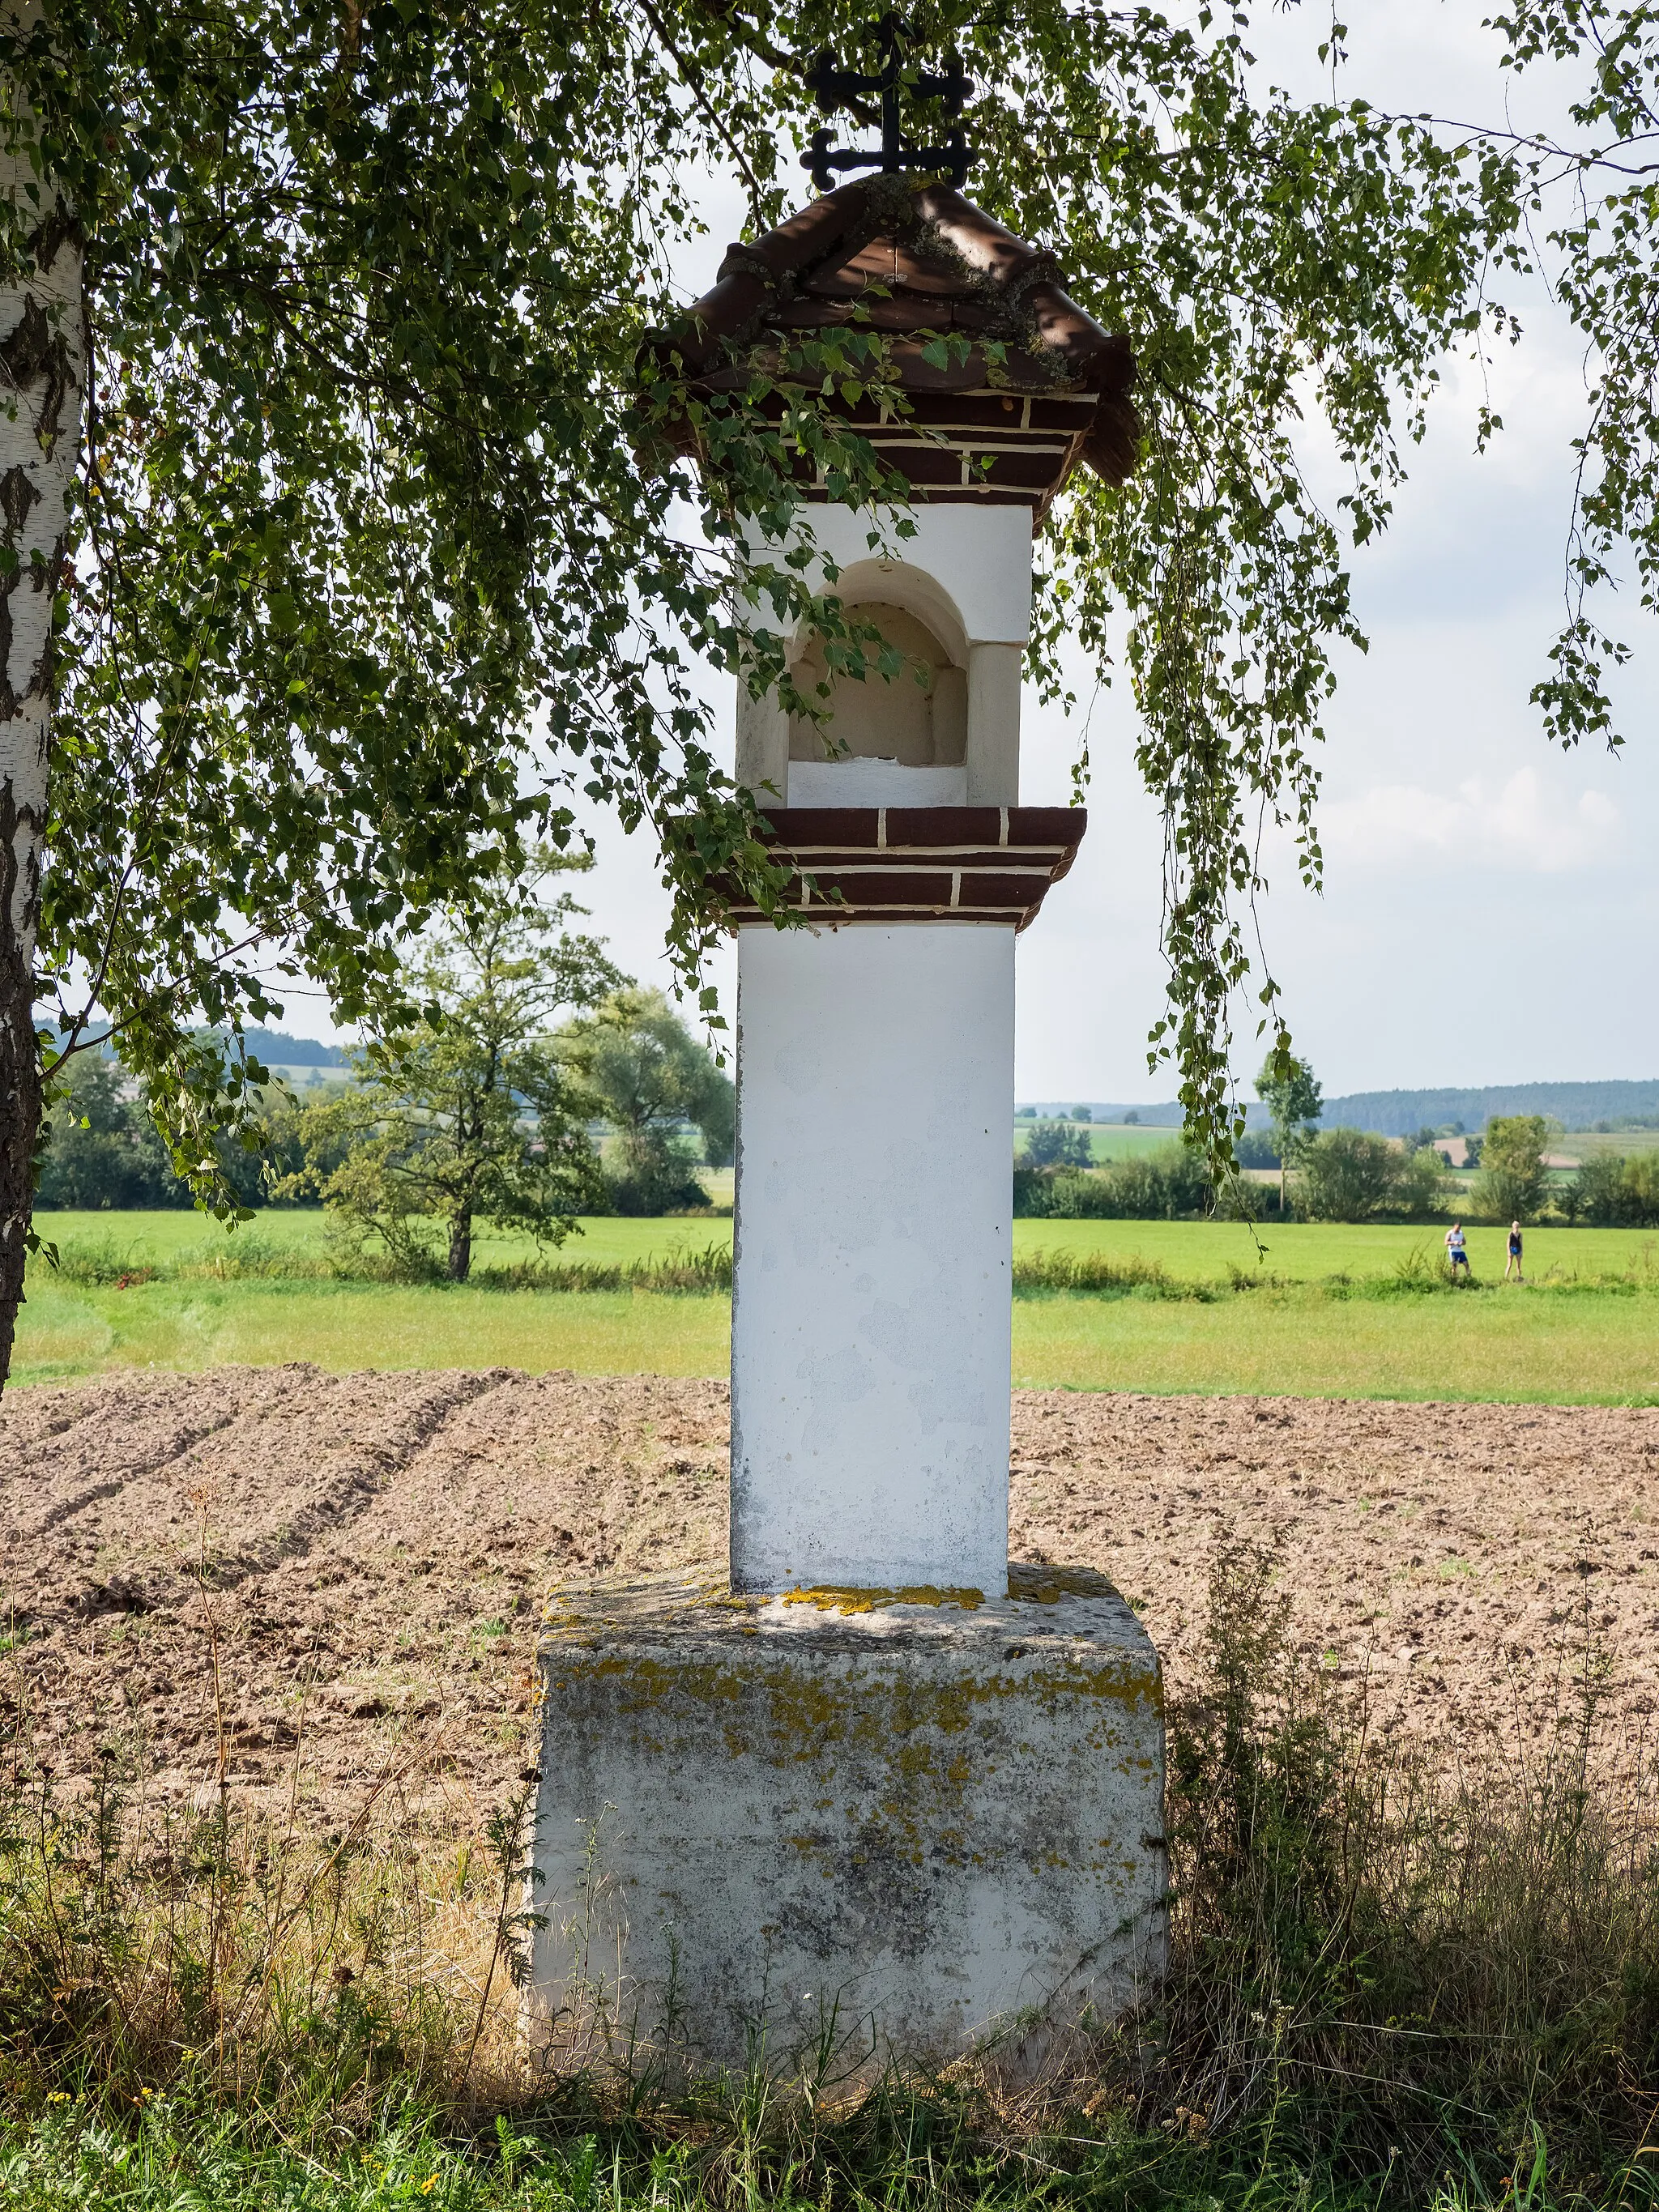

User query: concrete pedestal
[529,1568,1166,2075]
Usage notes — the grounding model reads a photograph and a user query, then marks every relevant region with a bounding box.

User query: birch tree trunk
[0,19,84,1385]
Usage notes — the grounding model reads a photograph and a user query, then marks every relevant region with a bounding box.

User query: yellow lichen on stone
[781,1583,986,1614]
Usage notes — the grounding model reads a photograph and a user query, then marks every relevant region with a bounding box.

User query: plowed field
[4,1368,1655,1837]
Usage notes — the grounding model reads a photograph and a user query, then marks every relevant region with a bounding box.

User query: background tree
[1021,1119,1096,1171]
[557,988,734,1217]
[692,1043,737,1173]
[1562,1152,1659,1229]
[279,859,616,1280]
[1614,1151,1655,1224]
[35,1053,178,1211]
[1256,1051,1324,1214]
[1473,1115,1555,1225]
[1299,1128,1405,1224]
[1397,1143,1452,1221]
[35,1053,322,1210]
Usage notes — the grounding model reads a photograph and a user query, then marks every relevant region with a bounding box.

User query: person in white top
[1445,1221,1469,1278]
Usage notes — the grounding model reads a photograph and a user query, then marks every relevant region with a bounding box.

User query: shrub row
[36,1234,736,1295]
[1017,1131,1659,1227]
[1560,1152,1659,1226]
[1013,1144,1213,1220]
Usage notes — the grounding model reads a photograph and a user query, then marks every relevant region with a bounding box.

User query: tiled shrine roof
[648,177,1138,522]
[713,806,1087,931]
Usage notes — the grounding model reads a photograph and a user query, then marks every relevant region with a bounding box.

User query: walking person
[1445,1220,1470,1280]
[1505,1219,1524,1282]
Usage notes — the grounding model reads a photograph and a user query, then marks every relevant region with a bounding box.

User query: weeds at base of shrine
[2,1544,1657,2209]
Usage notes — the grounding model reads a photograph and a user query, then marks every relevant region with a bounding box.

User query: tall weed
[471,1242,734,1295]
[1143,1537,1659,2197]
[0,1756,541,2133]
[36,1231,331,1286]
[1011,1249,1204,1298]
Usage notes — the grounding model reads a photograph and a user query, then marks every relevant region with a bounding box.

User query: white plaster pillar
[730,922,1013,1594]
[735,683,789,800]
[965,641,1022,804]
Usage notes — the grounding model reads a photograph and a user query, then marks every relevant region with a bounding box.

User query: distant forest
[1023,1080,1659,1136]
[50,1025,348,1069]
[1311,1082,1659,1136]
[59,1035,1659,1135]
[227,1027,348,1067]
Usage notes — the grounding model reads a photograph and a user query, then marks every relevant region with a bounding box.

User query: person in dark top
[1505,1220,1524,1283]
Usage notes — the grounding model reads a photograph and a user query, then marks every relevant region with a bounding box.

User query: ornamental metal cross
[801,13,974,193]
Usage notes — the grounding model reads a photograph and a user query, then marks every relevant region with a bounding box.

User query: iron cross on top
[801,12,974,193]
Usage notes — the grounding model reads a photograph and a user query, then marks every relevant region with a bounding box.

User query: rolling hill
[1020,1080,1659,1136]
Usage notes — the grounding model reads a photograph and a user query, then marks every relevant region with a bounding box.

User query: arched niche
[788,600,968,769]
[731,541,1021,807]
[807,559,971,667]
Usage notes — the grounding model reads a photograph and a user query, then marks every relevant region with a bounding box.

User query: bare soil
[4,1368,1656,1839]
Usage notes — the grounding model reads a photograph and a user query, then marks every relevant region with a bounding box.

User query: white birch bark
[0,2,84,1375]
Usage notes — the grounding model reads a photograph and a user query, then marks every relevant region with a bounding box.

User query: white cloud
[1321,768,1620,873]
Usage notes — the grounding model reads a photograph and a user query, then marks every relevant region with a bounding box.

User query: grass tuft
[1012,1248,1201,1298]
[43,1230,334,1287]
[469,1242,734,1296]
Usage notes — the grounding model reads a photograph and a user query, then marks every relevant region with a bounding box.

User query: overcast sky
[279,4,1659,1105]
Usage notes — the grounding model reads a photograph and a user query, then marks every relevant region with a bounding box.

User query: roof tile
[646,177,1139,522]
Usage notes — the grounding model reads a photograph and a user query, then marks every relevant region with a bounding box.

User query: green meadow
[1558,1123,1659,1159]
[17,1209,1659,1404]
[38,1204,1657,1278]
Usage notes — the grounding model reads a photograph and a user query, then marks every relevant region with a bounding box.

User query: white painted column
[730,923,1013,1595]
[965,642,1022,804]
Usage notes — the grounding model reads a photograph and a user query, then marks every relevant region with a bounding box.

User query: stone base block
[530,1567,1166,2073]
